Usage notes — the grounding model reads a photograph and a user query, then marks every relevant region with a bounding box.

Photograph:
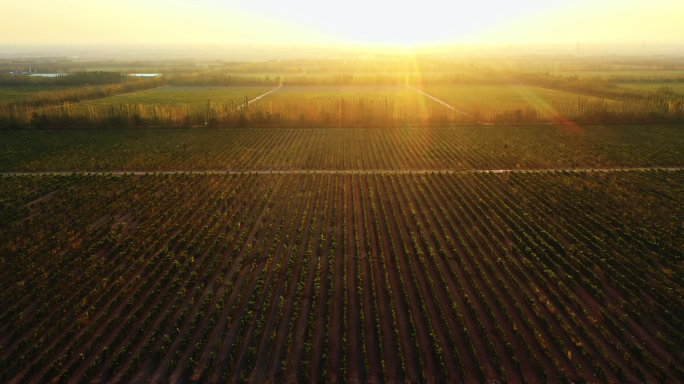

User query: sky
[2,0,682,46]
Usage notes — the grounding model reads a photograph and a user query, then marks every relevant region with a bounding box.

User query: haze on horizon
[2,0,682,47]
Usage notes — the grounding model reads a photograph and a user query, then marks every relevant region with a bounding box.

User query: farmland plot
[414,84,610,108]
[0,86,76,103]
[75,87,274,109]
[618,82,684,95]
[1,170,684,383]
[258,86,438,108]
[2,125,684,172]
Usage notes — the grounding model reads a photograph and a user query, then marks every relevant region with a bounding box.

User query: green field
[259,86,439,106]
[0,86,76,102]
[618,82,684,94]
[76,86,274,108]
[416,84,608,107]
[548,70,684,79]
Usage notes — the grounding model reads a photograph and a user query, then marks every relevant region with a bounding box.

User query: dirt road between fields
[241,85,282,106]
[405,84,470,116]
[2,166,682,176]
[382,71,469,116]
[238,71,307,108]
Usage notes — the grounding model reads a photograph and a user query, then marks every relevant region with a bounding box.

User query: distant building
[8,70,39,76]
[8,71,160,78]
[128,74,161,78]
[8,67,63,77]
[30,74,63,77]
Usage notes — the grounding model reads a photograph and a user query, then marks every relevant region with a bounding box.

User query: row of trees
[512,71,684,101]
[0,71,138,87]
[0,77,165,111]
[282,74,402,86]
[3,94,683,130]
[167,74,280,87]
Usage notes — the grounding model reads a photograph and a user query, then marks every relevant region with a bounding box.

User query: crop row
[0,170,683,383]
[3,125,684,172]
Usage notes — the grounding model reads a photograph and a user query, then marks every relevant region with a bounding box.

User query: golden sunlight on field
[2,1,684,383]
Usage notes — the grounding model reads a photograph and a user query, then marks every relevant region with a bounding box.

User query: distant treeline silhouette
[2,95,682,129]
[282,74,403,86]
[511,71,684,101]
[167,74,281,87]
[0,71,139,86]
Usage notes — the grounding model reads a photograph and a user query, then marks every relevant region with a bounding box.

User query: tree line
[0,72,141,87]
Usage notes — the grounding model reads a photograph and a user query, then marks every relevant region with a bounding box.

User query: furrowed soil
[2,164,684,383]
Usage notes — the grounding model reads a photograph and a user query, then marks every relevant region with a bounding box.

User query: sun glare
[1,0,683,45]
[2,2,684,384]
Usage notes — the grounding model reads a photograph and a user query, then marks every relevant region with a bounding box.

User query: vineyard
[1,169,684,384]
[2,53,684,384]
[2,125,684,173]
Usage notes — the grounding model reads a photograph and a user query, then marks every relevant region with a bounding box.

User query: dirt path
[3,166,682,177]
[237,85,282,108]
[37,76,289,113]
[240,71,305,108]
[405,84,470,116]
[382,71,468,116]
